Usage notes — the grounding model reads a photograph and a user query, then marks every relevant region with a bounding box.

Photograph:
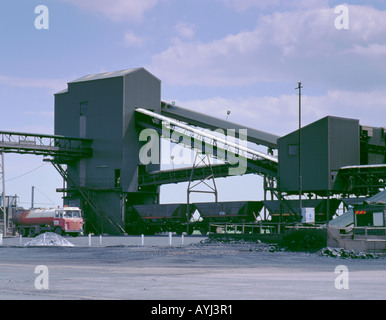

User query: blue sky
[1,0,386,208]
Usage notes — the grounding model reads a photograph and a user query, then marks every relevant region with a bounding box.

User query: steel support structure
[335,165,386,197]
[135,108,278,181]
[0,130,93,233]
[187,152,218,234]
[49,161,125,234]
[135,107,299,223]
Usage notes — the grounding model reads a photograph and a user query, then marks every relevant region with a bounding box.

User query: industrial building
[54,68,161,233]
[0,67,386,235]
[278,116,360,196]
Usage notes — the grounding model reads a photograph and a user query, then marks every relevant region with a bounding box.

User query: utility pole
[31,186,35,209]
[0,151,6,235]
[295,82,303,220]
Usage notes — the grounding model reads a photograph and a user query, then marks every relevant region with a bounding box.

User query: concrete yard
[0,235,385,301]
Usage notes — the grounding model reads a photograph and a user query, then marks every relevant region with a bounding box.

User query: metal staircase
[50,162,125,234]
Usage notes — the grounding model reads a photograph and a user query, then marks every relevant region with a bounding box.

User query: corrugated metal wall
[278,116,360,195]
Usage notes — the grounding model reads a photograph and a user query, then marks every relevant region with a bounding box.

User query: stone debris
[319,247,378,259]
[24,232,74,247]
[204,237,380,259]
[199,237,281,253]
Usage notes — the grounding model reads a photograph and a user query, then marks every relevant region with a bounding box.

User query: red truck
[13,207,84,237]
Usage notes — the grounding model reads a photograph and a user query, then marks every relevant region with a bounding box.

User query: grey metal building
[54,68,161,233]
[278,116,360,196]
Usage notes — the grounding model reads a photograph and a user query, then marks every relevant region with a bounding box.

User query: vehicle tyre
[54,227,63,236]
[186,225,194,235]
[29,227,38,237]
[175,226,183,235]
[19,227,29,237]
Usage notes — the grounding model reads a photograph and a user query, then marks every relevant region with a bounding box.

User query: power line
[34,186,56,205]
[5,163,48,182]
[18,201,56,206]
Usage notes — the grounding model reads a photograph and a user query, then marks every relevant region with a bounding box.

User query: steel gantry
[0,130,93,234]
[0,131,92,160]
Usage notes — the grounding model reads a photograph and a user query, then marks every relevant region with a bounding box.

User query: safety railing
[0,130,92,158]
[353,227,386,238]
[209,222,278,234]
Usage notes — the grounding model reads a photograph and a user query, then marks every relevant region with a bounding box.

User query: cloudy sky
[1,0,386,207]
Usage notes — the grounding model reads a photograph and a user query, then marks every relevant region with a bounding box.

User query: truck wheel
[29,228,38,237]
[175,226,183,235]
[54,227,63,236]
[186,225,194,235]
[19,227,29,237]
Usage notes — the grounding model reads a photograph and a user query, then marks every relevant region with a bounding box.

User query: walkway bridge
[0,131,92,160]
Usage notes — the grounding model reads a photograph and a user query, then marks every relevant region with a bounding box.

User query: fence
[209,222,278,234]
[353,227,386,238]
[0,233,207,247]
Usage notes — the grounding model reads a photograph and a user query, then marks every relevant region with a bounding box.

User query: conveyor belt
[135,108,278,185]
[136,108,278,164]
[161,101,279,149]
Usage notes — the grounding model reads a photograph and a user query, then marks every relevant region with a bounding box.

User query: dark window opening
[80,102,88,116]
[115,169,121,187]
[288,144,298,156]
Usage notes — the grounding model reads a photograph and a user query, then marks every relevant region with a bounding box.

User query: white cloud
[175,22,196,39]
[150,29,262,86]
[219,0,328,11]
[170,89,386,137]
[123,30,145,47]
[0,75,66,92]
[149,4,386,91]
[345,43,386,57]
[60,0,159,22]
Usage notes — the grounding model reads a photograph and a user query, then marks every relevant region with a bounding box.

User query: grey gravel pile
[24,232,74,247]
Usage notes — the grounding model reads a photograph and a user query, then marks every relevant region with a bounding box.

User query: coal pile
[280,232,326,252]
[319,247,378,259]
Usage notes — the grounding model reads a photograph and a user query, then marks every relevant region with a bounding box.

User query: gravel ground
[0,236,385,301]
